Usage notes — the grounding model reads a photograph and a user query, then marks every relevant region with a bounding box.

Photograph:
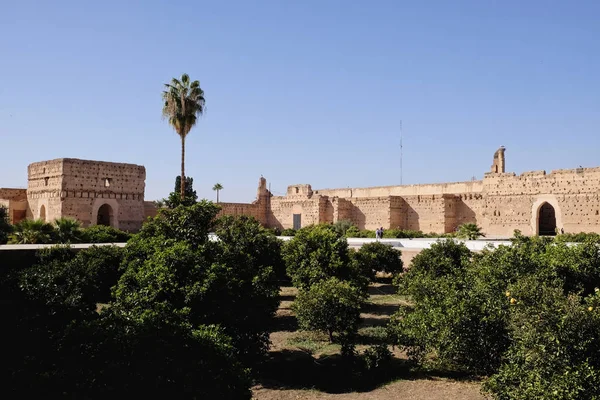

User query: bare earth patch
[253,379,486,400]
[256,282,488,400]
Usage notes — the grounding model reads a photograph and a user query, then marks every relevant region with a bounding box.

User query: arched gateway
[538,202,557,236]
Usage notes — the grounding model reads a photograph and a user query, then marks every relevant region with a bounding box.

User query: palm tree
[9,219,54,244]
[456,223,485,240]
[212,183,223,203]
[54,217,82,243]
[162,74,206,200]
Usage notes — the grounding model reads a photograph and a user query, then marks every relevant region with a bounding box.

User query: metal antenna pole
[400,120,403,185]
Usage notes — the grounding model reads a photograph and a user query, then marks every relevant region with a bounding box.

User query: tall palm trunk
[180,134,186,199]
[216,190,219,203]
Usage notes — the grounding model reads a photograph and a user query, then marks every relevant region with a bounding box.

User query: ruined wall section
[314,180,484,199]
[217,202,260,220]
[0,188,28,223]
[58,159,146,231]
[27,159,64,222]
[344,197,393,230]
[400,195,448,233]
[482,167,600,236]
[27,159,146,231]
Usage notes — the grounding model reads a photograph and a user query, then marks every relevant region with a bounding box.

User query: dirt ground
[252,283,488,400]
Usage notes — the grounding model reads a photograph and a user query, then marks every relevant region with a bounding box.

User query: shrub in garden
[354,242,403,275]
[345,226,376,238]
[280,228,296,236]
[115,204,280,369]
[389,239,510,374]
[82,224,132,243]
[332,219,356,236]
[383,229,427,239]
[484,279,600,400]
[0,205,12,244]
[293,277,365,342]
[282,224,370,292]
[9,219,55,244]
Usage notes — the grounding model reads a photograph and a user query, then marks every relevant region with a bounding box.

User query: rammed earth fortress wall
[0,158,147,231]
[218,147,600,237]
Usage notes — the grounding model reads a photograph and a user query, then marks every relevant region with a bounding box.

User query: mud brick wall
[26,159,146,231]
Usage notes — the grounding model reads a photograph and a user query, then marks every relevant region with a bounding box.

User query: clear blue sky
[2,1,599,202]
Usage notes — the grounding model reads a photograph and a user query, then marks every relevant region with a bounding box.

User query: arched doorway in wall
[97,204,114,227]
[39,205,46,222]
[538,202,557,236]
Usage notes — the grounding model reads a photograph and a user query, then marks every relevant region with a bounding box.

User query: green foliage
[0,205,12,244]
[53,217,83,243]
[135,200,220,247]
[282,224,371,292]
[484,281,600,400]
[166,176,198,207]
[354,242,403,275]
[390,233,600,394]
[115,206,280,369]
[280,228,296,236]
[332,219,356,236]
[9,219,54,244]
[389,239,508,374]
[293,277,365,342]
[456,223,485,240]
[215,214,287,282]
[383,228,428,238]
[555,231,600,243]
[81,224,132,243]
[345,226,376,238]
[0,246,250,398]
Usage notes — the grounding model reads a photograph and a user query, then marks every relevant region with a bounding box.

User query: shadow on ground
[367,284,397,296]
[271,315,298,332]
[258,349,483,394]
[362,303,400,316]
[258,349,410,393]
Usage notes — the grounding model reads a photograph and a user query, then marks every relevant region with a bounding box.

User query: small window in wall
[104,178,112,188]
[295,187,299,194]
[44,177,49,186]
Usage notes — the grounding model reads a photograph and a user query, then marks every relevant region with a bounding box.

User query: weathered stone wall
[216,202,259,220]
[345,197,393,230]
[0,188,28,223]
[314,180,484,198]
[144,201,159,220]
[26,159,146,231]
[481,167,600,236]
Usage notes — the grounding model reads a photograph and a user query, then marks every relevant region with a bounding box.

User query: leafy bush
[0,205,11,244]
[332,220,356,236]
[383,229,427,239]
[345,226,376,238]
[354,242,403,275]
[390,233,600,386]
[215,214,287,282]
[293,277,365,342]
[280,228,296,236]
[82,225,132,243]
[282,224,371,292]
[555,231,600,243]
[1,251,251,398]
[484,280,600,400]
[9,219,54,244]
[115,206,280,369]
[389,239,509,374]
[164,175,198,208]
